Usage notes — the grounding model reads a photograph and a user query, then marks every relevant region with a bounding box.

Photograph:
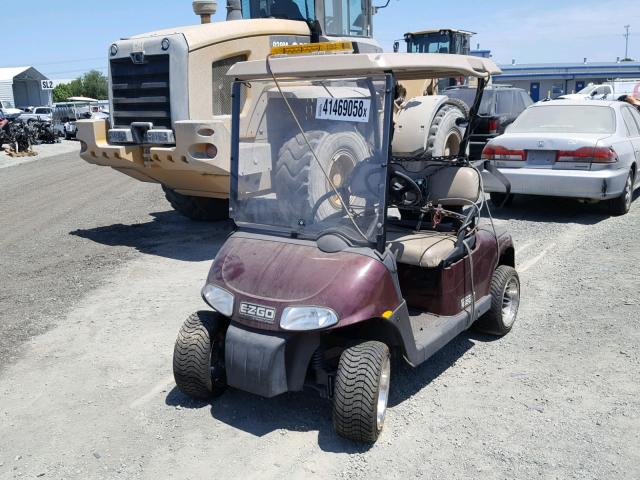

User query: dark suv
[444,85,533,159]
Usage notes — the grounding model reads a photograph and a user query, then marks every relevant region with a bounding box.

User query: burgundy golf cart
[172,51,520,443]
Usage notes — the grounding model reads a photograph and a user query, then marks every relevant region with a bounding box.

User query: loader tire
[443,97,470,119]
[333,341,391,443]
[274,125,370,221]
[474,265,520,336]
[162,186,229,221]
[173,311,227,401]
[425,103,466,158]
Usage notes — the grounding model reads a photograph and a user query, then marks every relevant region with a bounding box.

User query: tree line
[53,70,108,102]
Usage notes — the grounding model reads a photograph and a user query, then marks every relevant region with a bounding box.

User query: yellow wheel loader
[77,0,381,220]
[78,2,475,221]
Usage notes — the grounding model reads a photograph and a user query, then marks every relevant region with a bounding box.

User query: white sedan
[482,100,640,215]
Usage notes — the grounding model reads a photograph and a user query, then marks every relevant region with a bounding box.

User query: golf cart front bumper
[225,324,320,398]
[76,118,232,198]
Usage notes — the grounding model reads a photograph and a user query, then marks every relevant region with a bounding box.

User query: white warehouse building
[0,67,52,109]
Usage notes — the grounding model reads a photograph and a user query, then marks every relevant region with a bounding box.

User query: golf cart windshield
[230,74,392,246]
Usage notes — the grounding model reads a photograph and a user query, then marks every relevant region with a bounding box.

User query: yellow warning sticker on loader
[270,41,354,57]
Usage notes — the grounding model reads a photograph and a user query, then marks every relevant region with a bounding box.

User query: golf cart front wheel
[474,265,520,336]
[333,341,391,443]
[173,311,227,401]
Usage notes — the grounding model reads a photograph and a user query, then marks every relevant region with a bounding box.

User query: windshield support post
[229,80,242,220]
[460,76,488,159]
[377,73,395,255]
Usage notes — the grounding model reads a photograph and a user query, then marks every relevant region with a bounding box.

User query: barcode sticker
[316,98,371,123]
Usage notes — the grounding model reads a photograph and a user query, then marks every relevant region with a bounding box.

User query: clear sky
[1,0,638,79]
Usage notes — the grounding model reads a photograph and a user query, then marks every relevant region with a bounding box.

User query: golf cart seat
[387,166,481,268]
[387,229,457,268]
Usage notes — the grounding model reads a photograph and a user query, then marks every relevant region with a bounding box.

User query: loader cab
[241,0,373,38]
[401,29,474,55]
[395,29,475,89]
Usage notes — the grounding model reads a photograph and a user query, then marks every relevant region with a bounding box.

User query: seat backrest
[426,166,480,207]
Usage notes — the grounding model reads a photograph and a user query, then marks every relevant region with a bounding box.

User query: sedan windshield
[577,85,597,95]
[509,105,616,134]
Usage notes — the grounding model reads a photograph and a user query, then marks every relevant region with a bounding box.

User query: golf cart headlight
[202,285,234,317]
[280,307,338,331]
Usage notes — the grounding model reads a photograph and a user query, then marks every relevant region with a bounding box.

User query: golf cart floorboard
[404,295,491,365]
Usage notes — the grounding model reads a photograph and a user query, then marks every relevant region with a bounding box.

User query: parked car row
[18,106,53,123]
[443,85,534,159]
[6,99,109,140]
[481,99,640,215]
[560,79,640,101]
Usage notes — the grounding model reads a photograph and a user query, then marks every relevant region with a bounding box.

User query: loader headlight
[161,38,171,51]
[202,285,234,317]
[280,307,338,331]
[110,44,118,56]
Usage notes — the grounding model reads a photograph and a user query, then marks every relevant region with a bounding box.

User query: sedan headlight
[202,285,234,317]
[280,307,338,331]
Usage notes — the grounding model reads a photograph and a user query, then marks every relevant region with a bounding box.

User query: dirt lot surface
[0,149,638,479]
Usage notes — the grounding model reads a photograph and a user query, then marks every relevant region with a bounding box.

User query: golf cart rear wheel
[173,311,227,401]
[333,341,391,443]
[162,186,229,222]
[474,265,520,336]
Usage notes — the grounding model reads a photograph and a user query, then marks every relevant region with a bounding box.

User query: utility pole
[623,25,631,60]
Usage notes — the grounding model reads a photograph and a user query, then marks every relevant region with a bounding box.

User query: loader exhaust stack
[193,0,218,24]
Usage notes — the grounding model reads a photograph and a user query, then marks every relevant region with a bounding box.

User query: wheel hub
[327,151,355,210]
[443,132,462,157]
[501,277,520,328]
[376,355,391,431]
[624,175,632,209]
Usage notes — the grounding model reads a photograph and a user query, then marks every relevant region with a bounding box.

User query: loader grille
[110,54,171,129]
[212,55,247,115]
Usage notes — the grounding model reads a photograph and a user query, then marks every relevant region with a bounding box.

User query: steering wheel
[389,169,423,207]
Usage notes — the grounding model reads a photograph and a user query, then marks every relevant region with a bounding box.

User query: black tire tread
[173,311,226,401]
[333,341,389,443]
[608,170,633,216]
[443,97,470,119]
[425,103,466,158]
[273,130,325,219]
[474,265,519,336]
[162,186,229,221]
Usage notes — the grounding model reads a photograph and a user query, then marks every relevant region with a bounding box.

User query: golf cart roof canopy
[227,53,501,81]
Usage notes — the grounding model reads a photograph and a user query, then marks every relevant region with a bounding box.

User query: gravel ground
[0,140,80,170]
[0,150,638,479]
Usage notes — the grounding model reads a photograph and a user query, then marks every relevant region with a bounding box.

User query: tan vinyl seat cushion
[387,229,457,268]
